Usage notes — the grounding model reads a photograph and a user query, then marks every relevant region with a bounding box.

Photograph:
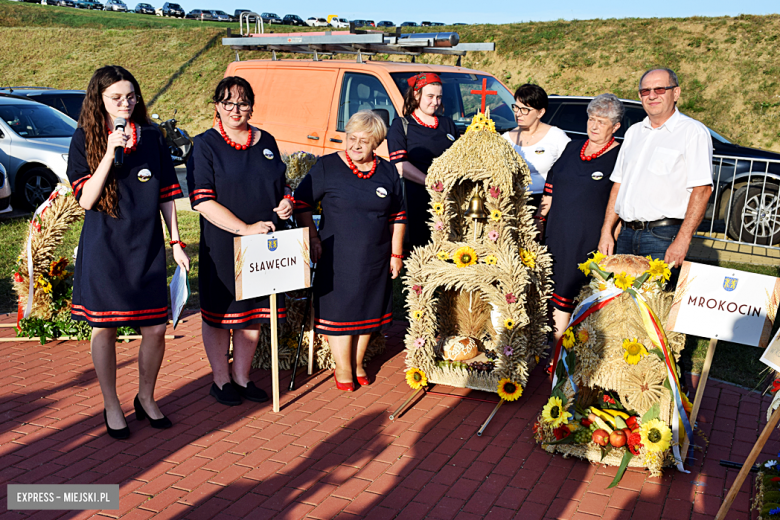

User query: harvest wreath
[536,253,690,483]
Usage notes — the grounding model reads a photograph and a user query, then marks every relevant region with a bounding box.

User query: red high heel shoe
[356,375,370,386]
[333,371,354,392]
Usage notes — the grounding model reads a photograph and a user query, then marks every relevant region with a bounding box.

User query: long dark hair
[79,65,149,217]
[402,80,443,117]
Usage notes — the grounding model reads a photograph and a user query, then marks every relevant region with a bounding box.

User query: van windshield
[390,72,517,134]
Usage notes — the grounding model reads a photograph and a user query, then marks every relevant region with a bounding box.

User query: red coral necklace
[218,119,252,150]
[580,138,615,161]
[107,121,137,154]
[345,151,377,180]
[412,111,438,129]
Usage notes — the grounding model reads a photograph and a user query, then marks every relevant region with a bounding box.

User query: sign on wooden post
[235,227,311,412]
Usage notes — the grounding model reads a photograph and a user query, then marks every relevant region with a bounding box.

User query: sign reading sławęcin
[666,261,780,348]
[234,227,311,300]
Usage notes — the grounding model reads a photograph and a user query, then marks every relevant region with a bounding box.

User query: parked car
[0,87,85,122]
[210,10,234,22]
[350,19,367,27]
[0,163,11,213]
[261,12,282,24]
[400,21,418,27]
[421,21,432,26]
[329,16,349,28]
[186,9,213,20]
[134,2,154,14]
[157,1,183,16]
[376,21,394,28]
[103,0,127,10]
[0,95,77,210]
[431,22,446,26]
[74,0,103,8]
[542,95,780,245]
[365,20,375,27]
[225,60,516,162]
[282,14,306,26]
[305,17,329,27]
[234,9,256,21]
[452,22,467,25]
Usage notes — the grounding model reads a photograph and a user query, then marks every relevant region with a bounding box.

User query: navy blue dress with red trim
[66,124,182,328]
[186,128,287,329]
[544,139,618,312]
[294,153,406,336]
[387,115,456,250]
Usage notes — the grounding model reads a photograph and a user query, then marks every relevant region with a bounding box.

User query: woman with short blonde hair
[295,111,406,391]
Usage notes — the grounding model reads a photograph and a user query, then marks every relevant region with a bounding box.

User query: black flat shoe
[210,382,242,406]
[103,409,130,440]
[233,381,269,403]
[134,395,172,429]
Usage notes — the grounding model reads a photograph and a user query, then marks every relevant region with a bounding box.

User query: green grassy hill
[1,1,779,151]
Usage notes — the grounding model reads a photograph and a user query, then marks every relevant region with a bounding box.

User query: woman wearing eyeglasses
[186,76,293,406]
[67,65,189,439]
[535,93,624,347]
[502,84,570,202]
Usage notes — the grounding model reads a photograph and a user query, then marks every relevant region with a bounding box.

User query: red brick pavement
[0,311,773,519]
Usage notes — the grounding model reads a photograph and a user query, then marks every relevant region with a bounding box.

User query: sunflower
[576,325,592,345]
[406,368,427,389]
[34,275,52,294]
[497,378,523,401]
[453,246,478,268]
[590,251,606,265]
[49,257,69,278]
[490,209,502,222]
[433,202,444,215]
[646,258,671,282]
[504,318,515,330]
[484,255,498,265]
[639,418,672,453]
[622,338,648,365]
[412,310,424,321]
[437,251,450,261]
[578,260,592,276]
[614,271,635,290]
[520,249,536,269]
[562,328,576,349]
[541,396,572,427]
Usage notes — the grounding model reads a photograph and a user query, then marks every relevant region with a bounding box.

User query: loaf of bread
[441,336,479,361]
[598,254,650,278]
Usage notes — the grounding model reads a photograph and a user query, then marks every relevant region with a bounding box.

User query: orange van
[224,59,518,158]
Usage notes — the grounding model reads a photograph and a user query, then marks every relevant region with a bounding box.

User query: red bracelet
[284,194,294,203]
[391,253,404,259]
[170,240,186,248]
[533,215,546,222]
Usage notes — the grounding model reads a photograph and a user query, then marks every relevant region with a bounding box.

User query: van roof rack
[223,27,494,64]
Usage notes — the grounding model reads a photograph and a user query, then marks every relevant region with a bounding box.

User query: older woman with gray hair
[534,93,624,346]
[295,111,406,392]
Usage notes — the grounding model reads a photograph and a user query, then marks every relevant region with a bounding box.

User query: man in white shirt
[598,68,713,271]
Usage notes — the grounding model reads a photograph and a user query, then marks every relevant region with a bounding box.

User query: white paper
[170,265,190,330]
[760,328,780,373]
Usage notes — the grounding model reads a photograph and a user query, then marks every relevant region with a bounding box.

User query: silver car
[0,95,76,210]
[0,163,11,213]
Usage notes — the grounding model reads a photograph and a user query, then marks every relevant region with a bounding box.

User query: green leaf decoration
[607,451,634,488]
[632,272,651,288]
[590,263,613,281]
[555,357,566,381]
[567,350,578,373]
[551,387,566,401]
[649,348,665,362]
[642,402,661,423]
[600,444,613,461]
[547,434,578,445]
[663,377,672,393]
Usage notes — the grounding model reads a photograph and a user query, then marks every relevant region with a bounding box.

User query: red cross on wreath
[470,78,497,114]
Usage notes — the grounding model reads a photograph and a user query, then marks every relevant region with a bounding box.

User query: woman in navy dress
[67,65,189,438]
[186,77,293,406]
[295,111,406,391]
[387,72,457,251]
[536,94,624,346]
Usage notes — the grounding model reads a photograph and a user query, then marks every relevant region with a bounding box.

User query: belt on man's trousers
[622,218,684,231]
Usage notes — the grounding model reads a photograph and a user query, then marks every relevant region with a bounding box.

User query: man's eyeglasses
[638,86,677,97]
[511,104,534,115]
[220,101,251,112]
[104,93,137,105]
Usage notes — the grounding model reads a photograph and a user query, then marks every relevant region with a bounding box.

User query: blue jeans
[615,224,681,285]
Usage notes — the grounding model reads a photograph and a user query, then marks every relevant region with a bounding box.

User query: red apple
[592,429,609,447]
[609,430,627,448]
[623,428,633,438]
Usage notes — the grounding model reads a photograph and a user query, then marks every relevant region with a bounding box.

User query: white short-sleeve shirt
[503,126,570,194]
[610,109,713,222]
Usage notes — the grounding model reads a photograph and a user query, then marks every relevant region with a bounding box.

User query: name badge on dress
[263,149,274,160]
[137,169,152,183]
[446,134,455,141]
[591,171,604,181]
[534,148,546,155]
[376,187,388,198]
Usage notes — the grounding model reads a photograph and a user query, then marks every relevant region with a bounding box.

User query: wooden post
[681,338,718,461]
[270,293,280,413]
[715,405,780,519]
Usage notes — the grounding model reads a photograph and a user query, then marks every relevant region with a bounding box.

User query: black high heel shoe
[134,395,172,429]
[103,409,130,440]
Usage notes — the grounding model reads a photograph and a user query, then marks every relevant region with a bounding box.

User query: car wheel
[16,167,58,211]
[727,182,780,246]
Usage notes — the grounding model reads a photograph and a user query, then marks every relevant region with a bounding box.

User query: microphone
[113,117,127,167]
